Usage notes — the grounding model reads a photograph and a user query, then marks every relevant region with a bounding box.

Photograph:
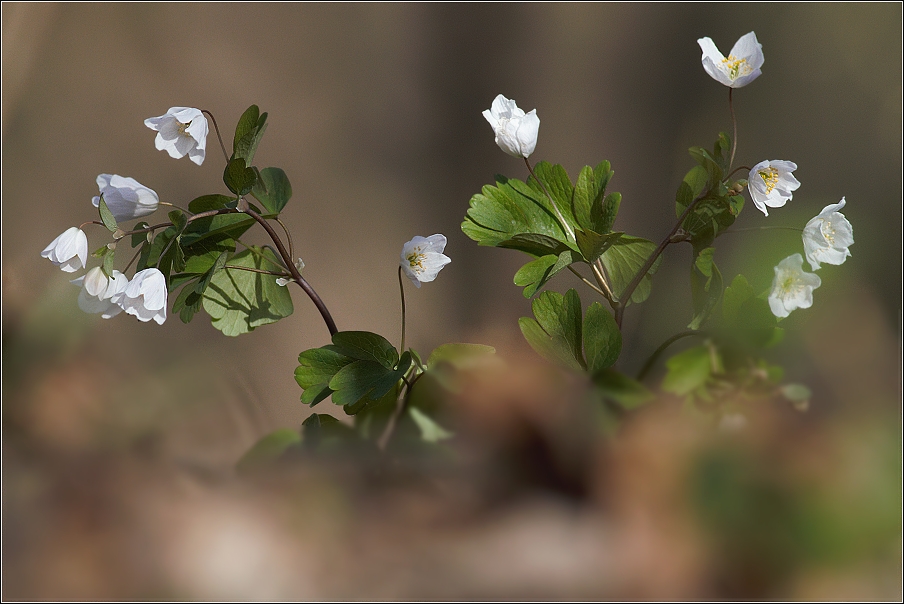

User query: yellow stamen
[822,220,836,245]
[721,55,751,80]
[758,166,780,194]
[407,251,426,272]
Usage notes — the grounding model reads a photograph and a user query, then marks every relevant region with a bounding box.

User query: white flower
[143,107,209,165]
[748,160,800,216]
[768,253,821,318]
[697,32,764,88]
[482,94,540,159]
[70,267,129,319]
[111,268,168,325]
[276,258,305,286]
[92,174,159,223]
[400,234,451,288]
[41,227,88,273]
[802,197,854,270]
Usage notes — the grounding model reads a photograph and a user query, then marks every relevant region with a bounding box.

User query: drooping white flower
[111,268,168,325]
[748,160,800,216]
[276,258,305,286]
[400,234,451,288]
[482,94,540,159]
[92,174,159,223]
[768,253,821,318]
[41,227,88,273]
[802,197,854,270]
[143,107,209,165]
[70,267,129,319]
[697,32,764,88]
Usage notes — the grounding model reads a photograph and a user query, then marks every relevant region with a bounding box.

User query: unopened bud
[106,242,117,251]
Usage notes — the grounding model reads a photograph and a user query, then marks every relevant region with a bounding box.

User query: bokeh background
[3,3,901,600]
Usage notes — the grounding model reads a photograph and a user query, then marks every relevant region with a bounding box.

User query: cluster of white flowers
[41,107,211,325]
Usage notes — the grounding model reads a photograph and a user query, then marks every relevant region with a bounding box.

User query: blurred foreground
[3,319,900,600]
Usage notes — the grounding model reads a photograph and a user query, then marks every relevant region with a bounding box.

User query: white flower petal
[768,253,821,318]
[483,94,540,158]
[41,227,88,273]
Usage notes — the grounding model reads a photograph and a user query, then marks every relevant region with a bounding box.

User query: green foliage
[235,428,301,473]
[201,247,293,336]
[223,157,257,196]
[689,246,723,329]
[519,289,621,374]
[663,345,715,397]
[188,194,235,214]
[593,368,653,410]
[251,167,292,215]
[426,343,496,368]
[599,235,661,304]
[232,104,268,167]
[97,195,117,232]
[409,406,454,443]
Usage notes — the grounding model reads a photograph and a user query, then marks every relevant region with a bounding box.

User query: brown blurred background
[3,3,901,600]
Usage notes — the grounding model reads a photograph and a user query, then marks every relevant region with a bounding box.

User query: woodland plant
[40,32,853,464]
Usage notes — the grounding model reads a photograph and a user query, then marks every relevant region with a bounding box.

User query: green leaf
[513,249,581,298]
[593,368,653,410]
[676,165,708,216]
[662,345,712,396]
[92,244,109,258]
[180,238,236,274]
[296,347,356,390]
[689,247,723,330]
[689,146,723,188]
[722,274,754,324]
[233,104,260,153]
[251,167,292,214]
[233,113,268,167]
[188,194,235,214]
[599,235,661,304]
[130,222,150,248]
[572,165,597,230]
[519,289,585,371]
[592,192,621,235]
[97,195,118,232]
[235,428,301,473]
[779,383,811,411]
[426,343,495,369]
[713,131,731,172]
[498,233,572,257]
[102,249,115,277]
[201,246,294,336]
[527,161,579,233]
[462,170,576,250]
[408,407,454,443]
[330,331,399,369]
[583,302,621,373]
[223,157,257,196]
[575,229,622,264]
[328,359,403,407]
[181,213,255,246]
[172,277,203,324]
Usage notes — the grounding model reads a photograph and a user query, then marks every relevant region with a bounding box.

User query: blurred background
[3,3,901,600]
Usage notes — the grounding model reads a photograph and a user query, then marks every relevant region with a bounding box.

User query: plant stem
[636,330,705,381]
[78,220,104,230]
[224,265,290,277]
[398,266,407,353]
[202,109,230,163]
[242,205,338,336]
[614,190,708,328]
[377,370,419,451]
[728,88,738,170]
[523,157,575,241]
[567,265,606,297]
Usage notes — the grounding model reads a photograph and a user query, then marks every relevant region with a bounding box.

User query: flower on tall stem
[697,32,764,88]
[41,227,88,273]
[768,253,821,318]
[748,160,800,216]
[482,94,540,159]
[144,107,209,165]
[71,267,129,319]
[802,198,854,270]
[111,268,168,325]
[400,235,451,288]
[92,174,159,222]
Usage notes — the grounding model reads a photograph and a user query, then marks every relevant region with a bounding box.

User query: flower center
[758,166,780,194]
[821,219,836,245]
[406,250,426,273]
[177,121,191,136]
[721,55,751,80]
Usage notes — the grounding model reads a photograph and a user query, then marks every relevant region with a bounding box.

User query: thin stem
[636,330,705,381]
[123,246,143,273]
[725,165,751,181]
[377,370,420,451]
[242,205,338,336]
[79,220,104,230]
[593,257,616,302]
[224,265,290,277]
[202,109,230,163]
[728,88,738,170]
[524,157,575,241]
[567,265,606,297]
[275,217,295,261]
[398,266,407,354]
[159,201,192,214]
[614,190,709,328]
